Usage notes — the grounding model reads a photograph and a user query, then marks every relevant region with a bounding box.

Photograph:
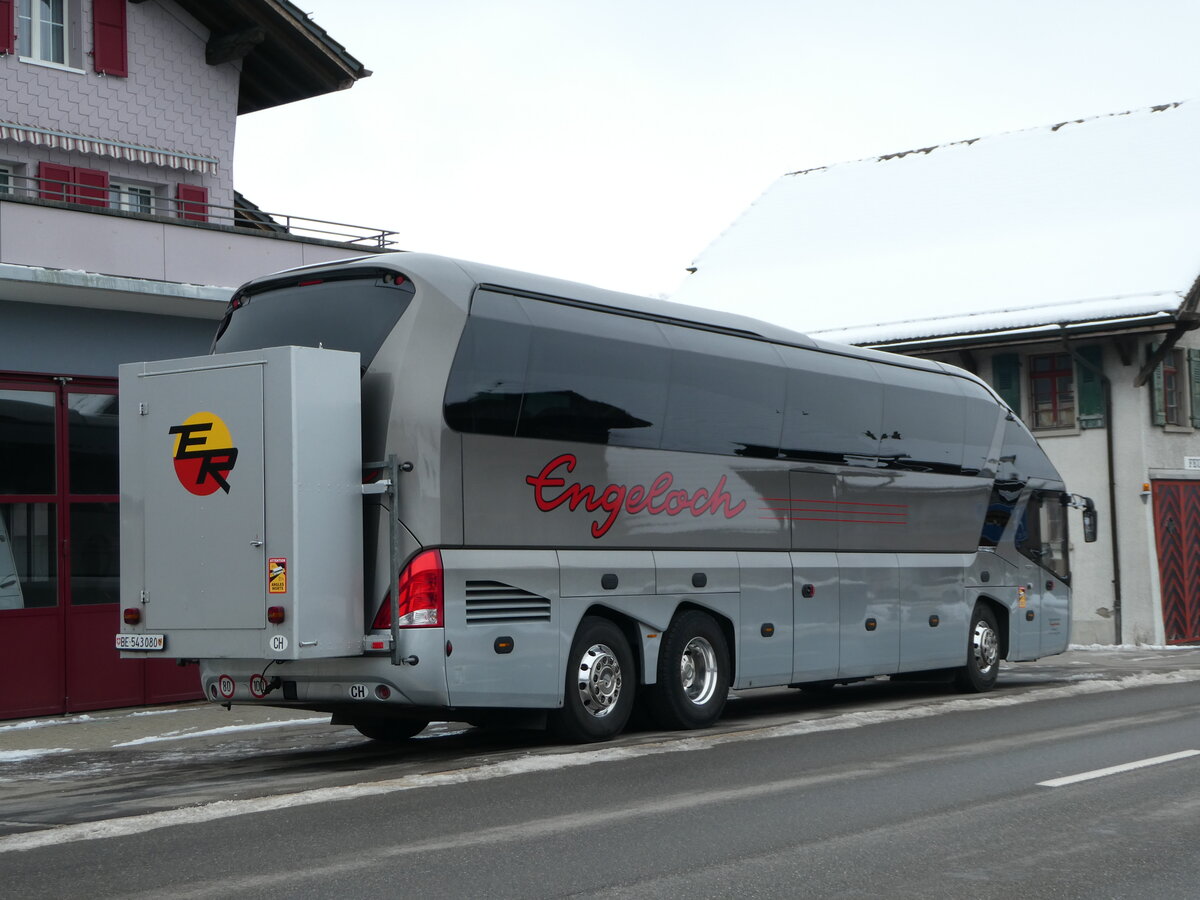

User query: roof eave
[168,0,371,115]
[857,310,1191,355]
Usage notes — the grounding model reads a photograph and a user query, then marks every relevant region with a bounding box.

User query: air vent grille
[465,580,552,624]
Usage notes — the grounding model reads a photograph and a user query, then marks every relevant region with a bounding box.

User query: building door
[1,382,65,717]
[1153,480,1200,645]
[0,377,201,719]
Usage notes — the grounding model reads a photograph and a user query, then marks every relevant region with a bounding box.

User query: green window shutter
[1189,349,1200,428]
[1149,341,1166,426]
[1076,345,1105,428]
[992,353,1021,417]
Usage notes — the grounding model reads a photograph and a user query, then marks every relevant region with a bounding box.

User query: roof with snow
[672,102,1200,347]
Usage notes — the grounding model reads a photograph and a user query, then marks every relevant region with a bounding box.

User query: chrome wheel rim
[680,636,719,706]
[970,619,999,674]
[575,642,622,718]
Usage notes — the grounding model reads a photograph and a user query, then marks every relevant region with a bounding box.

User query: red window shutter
[0,0,15,56]
[92,0,128,77]
[74,167,110,207]
[38,162,76,201]
[176,184,209,222]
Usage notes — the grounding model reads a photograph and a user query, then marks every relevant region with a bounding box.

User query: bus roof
[238,251,1000,397]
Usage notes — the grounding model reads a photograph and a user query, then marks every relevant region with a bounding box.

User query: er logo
[169,412,239,495]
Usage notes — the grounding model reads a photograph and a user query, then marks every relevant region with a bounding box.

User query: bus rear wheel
[650,610,730,729]
[955,604,1001,693]
[353,719,429,742]
[550,616,635,743]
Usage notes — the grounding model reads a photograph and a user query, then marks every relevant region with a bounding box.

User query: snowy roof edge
[783,100,1188,179]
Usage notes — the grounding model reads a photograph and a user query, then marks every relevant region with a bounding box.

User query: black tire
[649,610,730,730]
[550,616,635,743]
[955,603,1001,693]
[353,719,429,742]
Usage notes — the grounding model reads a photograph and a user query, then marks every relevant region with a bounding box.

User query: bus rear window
[212,271,415,367]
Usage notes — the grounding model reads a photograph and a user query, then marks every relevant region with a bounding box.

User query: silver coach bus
[118,253,1096,743]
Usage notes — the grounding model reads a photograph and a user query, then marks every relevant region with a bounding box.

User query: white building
[674,102,1200,647]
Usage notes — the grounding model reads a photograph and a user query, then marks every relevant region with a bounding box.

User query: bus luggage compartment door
[119,346,364,660]
[442,550,561,707]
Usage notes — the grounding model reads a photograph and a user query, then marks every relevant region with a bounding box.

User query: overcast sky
[233,1,1200,302]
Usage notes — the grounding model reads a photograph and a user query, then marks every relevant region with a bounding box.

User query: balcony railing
[0,173,399,250]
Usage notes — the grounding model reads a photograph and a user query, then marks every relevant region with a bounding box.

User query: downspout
[1061,329,1122,643]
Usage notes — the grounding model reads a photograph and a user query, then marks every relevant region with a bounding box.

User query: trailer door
[140,364,267,630]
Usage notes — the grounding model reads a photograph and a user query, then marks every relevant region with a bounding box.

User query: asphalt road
[2,648,1199,898]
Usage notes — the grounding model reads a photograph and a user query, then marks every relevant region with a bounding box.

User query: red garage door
[0,377,202,719]
[1153,480,1200,645]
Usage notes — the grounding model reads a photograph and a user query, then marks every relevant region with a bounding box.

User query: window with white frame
[110,182,154,214]
[18,0,67,65]
[0,165,12,195]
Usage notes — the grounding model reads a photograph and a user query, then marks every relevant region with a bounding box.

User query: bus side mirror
[1082,506,1098,543]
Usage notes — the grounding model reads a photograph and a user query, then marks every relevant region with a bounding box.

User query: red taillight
[123,608,141,625]
[267,606,286,624]
[372,549,443,629]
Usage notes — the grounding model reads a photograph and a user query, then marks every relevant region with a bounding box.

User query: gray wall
[0,300,215,377]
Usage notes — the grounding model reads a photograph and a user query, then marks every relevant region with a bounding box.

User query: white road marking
[1037,749,1200,787]
[1,669,1199,855]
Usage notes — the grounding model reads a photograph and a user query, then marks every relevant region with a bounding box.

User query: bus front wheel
[551,616,635,743]
[955,604,1001,692]
[650,610,730,729]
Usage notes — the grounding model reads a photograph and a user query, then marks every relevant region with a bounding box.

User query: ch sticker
[169,412,238,496]
[268,557,287,594]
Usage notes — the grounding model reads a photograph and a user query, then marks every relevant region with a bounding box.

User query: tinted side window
[779,348,882,466]
[998,417,1061,484]
[660,324,784,457]
[955,378,1003,477]
[516,298,668,448]
[980,481,1022,547]
[873,363,965,474]
[444,291,532,436]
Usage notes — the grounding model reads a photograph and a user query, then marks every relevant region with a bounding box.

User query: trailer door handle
[250,540,264,548]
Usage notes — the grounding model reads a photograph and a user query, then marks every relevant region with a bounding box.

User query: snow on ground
[112,717,332,748]
[0,748,69,763]
[1069,643,1199,651]
[0,714,96,733]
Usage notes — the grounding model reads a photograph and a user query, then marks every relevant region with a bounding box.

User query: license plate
[115,633,165,651]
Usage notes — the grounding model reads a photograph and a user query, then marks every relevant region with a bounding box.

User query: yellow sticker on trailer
[268,557,287,594]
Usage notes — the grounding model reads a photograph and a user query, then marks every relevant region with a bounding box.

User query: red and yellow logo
[168,412,239,496]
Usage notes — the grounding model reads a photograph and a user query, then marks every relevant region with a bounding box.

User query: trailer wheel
[550,616,635,743]
[352,719,429,742]
[955,604,1001,693]
[650,610,730,729]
